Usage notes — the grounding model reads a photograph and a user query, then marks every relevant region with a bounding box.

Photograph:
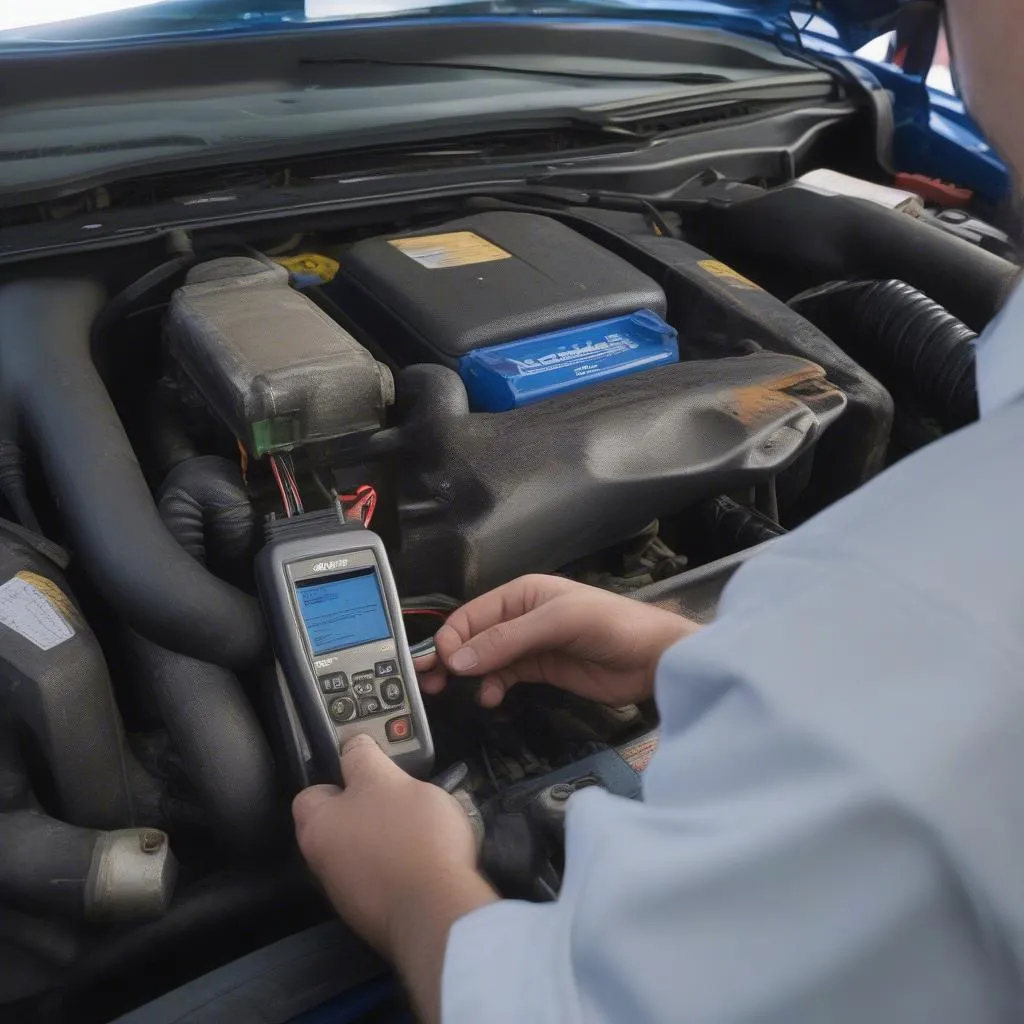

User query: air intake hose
[132,456,277,852]
[789,279,978,431]
[0,719,175,923]
[0,521,150,829]
[158,456,256,583]
[0,810,175,922]
[0,280,265,668]
[124,633,279,853]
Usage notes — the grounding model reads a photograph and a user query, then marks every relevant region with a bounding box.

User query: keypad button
[353,681,375,697]
[385,715,413,742]
[358,697,382,718]
[380,679,404,705]
[319,673,348,694]
[374,660,398,678]
[328,696,356,723]
[351,670,375,685]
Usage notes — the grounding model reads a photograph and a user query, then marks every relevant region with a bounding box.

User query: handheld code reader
[256,509,434,785]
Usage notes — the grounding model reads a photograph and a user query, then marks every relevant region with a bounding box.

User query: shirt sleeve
[442,396,1024,1024]
[443,678,1007,1024]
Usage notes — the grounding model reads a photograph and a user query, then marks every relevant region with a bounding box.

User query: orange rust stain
[726,367,822,426]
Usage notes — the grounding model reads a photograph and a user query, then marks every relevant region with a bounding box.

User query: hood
[659,1,913,51]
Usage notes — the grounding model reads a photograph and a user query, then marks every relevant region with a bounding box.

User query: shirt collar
[975,278,1024,417]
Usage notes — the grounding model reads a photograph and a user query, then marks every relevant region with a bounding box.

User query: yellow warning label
[389,231,511,270]
[16,571,79,627]
[697,259,761,291]
[275,253,340,284]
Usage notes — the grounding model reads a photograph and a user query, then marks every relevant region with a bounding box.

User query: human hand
[293,735,497,1024]
[415,574,699,709]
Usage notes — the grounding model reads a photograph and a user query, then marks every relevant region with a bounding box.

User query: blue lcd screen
[296,568,391,656]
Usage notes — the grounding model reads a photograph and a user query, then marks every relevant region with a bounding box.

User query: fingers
[414,651,447,695]
[440,601,576,679]
[413,651,438,672]
[292,783,340,830]
[478,673,510,708]
[437,575,576,656]
[340,733,405,789]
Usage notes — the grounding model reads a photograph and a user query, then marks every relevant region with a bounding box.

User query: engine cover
[394,352,846,597]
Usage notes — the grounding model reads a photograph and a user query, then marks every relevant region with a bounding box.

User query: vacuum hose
[0,280,265,668]
[790,279,978,431]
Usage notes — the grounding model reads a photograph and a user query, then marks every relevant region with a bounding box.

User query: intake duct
[0,280,265,668]
[133,455,277,852]
[789,279,978,431]
[0,533,175,925]
[0,520,149,829]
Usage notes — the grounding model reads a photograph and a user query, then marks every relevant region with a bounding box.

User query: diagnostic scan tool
[257,511,434,785]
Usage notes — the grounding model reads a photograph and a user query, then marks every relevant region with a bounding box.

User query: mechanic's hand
[293,734,495,960]
[415,574,699,708]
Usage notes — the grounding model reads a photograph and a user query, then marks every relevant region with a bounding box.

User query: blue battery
[458,309,679,412]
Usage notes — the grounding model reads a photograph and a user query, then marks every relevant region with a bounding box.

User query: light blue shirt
[443,282,1024,1023]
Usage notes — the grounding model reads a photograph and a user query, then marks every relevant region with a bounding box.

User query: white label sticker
[0,576,74,651]
[388,231,511,269]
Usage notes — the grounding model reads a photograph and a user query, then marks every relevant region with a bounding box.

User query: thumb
[340,732,406,789]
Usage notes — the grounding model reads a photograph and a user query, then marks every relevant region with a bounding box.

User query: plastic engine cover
[336,211,668,362]
[395,353,847,597]
[166,258,394,456]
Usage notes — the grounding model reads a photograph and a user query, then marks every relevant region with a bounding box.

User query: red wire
[340,485,378,526]
[281,457,304,514]
[402,608,448,619]
[269,455,292,517]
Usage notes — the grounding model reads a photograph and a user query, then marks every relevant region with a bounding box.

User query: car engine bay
[0,165,1018,1022]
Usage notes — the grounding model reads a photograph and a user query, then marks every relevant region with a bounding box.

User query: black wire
[269,455,294,517]
[281,454,304,514]
[312,468,336,503]
[91,253,194,343]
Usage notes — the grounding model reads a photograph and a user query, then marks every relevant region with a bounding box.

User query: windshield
[0,1,782,43]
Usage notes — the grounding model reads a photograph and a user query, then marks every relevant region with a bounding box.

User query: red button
[385,715,412,742]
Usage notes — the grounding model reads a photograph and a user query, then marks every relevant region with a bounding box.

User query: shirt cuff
[441,898,570,1024]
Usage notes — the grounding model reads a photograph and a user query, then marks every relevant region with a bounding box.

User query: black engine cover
[395,353,846,597]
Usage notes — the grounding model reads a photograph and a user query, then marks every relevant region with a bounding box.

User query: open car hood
[671,0,915,50]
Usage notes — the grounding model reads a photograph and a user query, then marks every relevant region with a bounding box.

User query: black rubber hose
[701,186,1017,333]
[62,863,324,1020]
[702,496,786,555]
[790,279,978,431]
[0,809,99,918]
[0,808,174,922]
[158,456,256,575]
[0,441,40,534]
[125,632,279,853]
[146,457,276,851]
[0,527,147,830]
[0,280,265,668]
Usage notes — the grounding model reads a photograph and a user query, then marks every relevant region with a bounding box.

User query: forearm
[389,868,499,1024]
